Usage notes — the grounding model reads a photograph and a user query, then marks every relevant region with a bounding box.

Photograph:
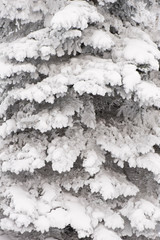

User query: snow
[0,56,123,117]
[0,58,36,79]
[41,183,60,203]
[96,126,136,163]
[65,196,92,237]
[46,130,85,172]
[0,97,83,137]
[1,142,46,174]
[83,149,104,175]
[121,199,160,232]
[73,59,121,95]
[47,208,69,229]
[34,216,50,232]
[4,186,37,218]
[131,1,157,29]
[82,140,105,175]
[1,0,160,239]
[51,1,104,31]
[0,27,77,61]
[0,234,16,240]
[96,118,160,175]
[135,81,160,108]
[0,0,62,23]
[0,119,16,139]
[135,152,160,175]
[91,207,124,230]
[0,56,118,116]
[76,68,121,89]
[74,80,112,96]
[98,0,117,5]
[122,64,141,93]
[60,169,90,193]
[87,169,139,200]
[123,38,160,70]
[83,28,114,51]
[1,39,39,62]
[93,225,122,240]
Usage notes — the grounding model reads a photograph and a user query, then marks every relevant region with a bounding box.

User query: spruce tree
[0,0,160,240]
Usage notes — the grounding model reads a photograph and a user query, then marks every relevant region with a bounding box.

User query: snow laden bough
[0,1,160,240]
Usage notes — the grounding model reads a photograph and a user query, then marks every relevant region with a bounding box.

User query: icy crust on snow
[121,198,160,232]
[86,169,139,200]
[96,109,160,176]
[50,1,104,31]
[0,177,125,238]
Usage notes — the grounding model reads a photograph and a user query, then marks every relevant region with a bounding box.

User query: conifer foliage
[0,0,160,240]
